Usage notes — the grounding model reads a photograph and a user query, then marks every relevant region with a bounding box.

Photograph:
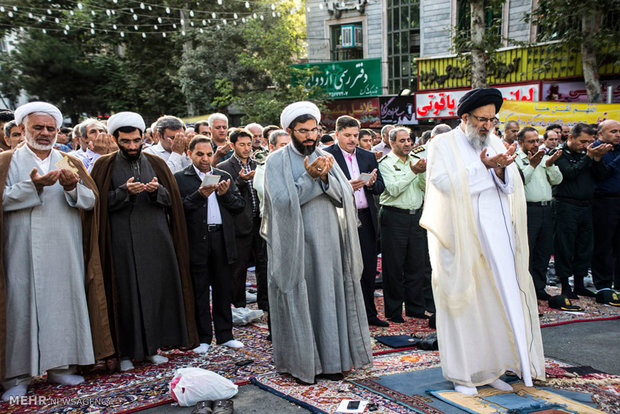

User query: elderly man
[515,127,563,300]
[3,120,23,149]
[91,112,198,371]
[262,101,372,385]
[325,116,387,327]
[246,122,266,152]
[554,123,612,299]
[421,88,545,395]
[143,115,191,172]
[372,124,394,156]
[430,124,452,140]
[503,120,520,148]
[591,120,620,304]
[0,102,113,400]
[73,119,112,171]
[210,113,233,165]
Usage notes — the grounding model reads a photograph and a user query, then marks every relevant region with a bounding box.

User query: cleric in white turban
[262,102,372,384]
[14,101,63,128]
[106,111,146,136]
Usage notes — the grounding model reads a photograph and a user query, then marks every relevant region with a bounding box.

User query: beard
[25,131,56,151]
[292,134,317,156]
[465,121,490,150]
[119,144,143,161]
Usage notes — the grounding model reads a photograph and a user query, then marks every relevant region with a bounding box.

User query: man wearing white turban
[261,101,372,384]
[0,101,114,400]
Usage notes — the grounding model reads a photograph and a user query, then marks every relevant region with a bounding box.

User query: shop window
[330,23,364,61]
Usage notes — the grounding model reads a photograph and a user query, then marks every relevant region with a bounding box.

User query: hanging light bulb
[189,10,194,17]
[154,24,158,30]
[216,24,220,30]
[163,32,167,37]
[91,10,96,16]
[54,17,60,23]
[217,0,222,5]
[211,12,216,18]
[133,14,138,21]
[166,7,170,14]
[253,13,257,18]
[199,28,203,33]
[172,23,177,29]
[140,3,145,9]
[245,1,250,8]
[202,19,206,25]
[90,22,95,28]
[64,24,70,30]
[260,15,264,20]
[182,30,186,36]
[113,24,117,30]
[42,28,47,33]
[142,33,146,38]
[157,17,162,23]
[134,25,138,30]
[47,9,52,15]
[90,28,95,34]
[106,9,111,16]
[233,13,238,19]
[28,13,33,19]
[120,31,125,37]
[77,2,83,10]
[222,19,227,25]
[271,4,276,10]
[63,29,68,35]
[190,21,194,26]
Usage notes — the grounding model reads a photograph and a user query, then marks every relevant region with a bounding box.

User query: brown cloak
[90,151,198,353]
[0,150,114,378]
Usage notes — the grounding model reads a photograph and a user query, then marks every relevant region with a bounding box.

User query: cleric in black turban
[457,88,504,117]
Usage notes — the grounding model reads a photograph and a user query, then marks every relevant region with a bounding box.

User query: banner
[498,101,620,134]
[542,80,620,103]
[380,96,417,125]
[415,83,540,119]
[292,58,382,99]
[322,98,381,130]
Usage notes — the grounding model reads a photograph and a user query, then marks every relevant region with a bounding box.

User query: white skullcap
[280,101,321,131]
[107,111,146,135]
[14,101,63,128]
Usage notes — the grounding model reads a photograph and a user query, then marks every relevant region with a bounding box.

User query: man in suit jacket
[217,128,268,312]
[174,135,246,353]
[325,115,388,327]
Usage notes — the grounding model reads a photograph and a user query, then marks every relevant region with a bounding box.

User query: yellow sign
[498,100,620,134]
[416,42,620,90]
[181,114,212,124]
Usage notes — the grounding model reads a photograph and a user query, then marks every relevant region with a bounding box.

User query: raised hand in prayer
[374,151,383,160]
[545,149,563,167]
[586,142,613,161]
[171,132,187,155]
[92,133,118,155]
[30,168,60,191]
[126,176,146,195]
[239,169,256,181]
[216,178,231,195]
[144,177,159,193]
[318,154,334,183]
[480,142,517,170]
[527,149,545,168]
[58,168,79,191]
[409,158,427,174]
[198,184,217,198]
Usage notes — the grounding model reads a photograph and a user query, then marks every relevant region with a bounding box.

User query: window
[330,23,364,61]
[455,1,503,51]
[387,0,420,94]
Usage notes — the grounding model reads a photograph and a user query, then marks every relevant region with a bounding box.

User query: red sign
[322,98,381,130]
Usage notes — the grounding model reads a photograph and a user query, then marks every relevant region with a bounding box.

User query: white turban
[14,101,63,128]
[107,111,146,136]
[280,101,321,131]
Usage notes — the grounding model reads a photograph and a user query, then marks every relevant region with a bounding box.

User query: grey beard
[465,122,489,150]
[26,133,56,151]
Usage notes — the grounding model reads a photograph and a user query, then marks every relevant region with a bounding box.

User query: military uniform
[515,150,563,299]
[378,145,434,322]
[553,143,610,296]
[591,139,620,290]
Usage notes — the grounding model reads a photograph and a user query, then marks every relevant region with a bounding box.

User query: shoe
[596,289,620,307]
[192,401,213,414]
[212,399,234,414]
[574,288,596,298]
[536,291,551,301]
[405,311,429,319]
[562,289,579,300]
[317,373,344,381]
[368,316,389,327]
[387,315,404,323]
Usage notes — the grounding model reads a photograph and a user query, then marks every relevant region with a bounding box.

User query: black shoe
[317,373,344,381]
[562,289,579,300]
[536,291,551,301]
[387,315,405,323]
[574,287,596,298]
[596,289,620,307]
[368,316,389,327]
[405,311,429,319]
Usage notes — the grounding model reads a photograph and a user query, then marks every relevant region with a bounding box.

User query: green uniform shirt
[514,150,563,202]
[379,147,426,210]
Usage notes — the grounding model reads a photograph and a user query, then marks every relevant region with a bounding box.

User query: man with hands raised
[143,115,192,172]
[515,127,563,300]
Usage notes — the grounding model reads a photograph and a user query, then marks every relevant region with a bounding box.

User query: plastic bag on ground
[169,367,238,407]
[232,306,263,326]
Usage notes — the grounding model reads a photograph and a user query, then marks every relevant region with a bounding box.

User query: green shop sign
[292,58,382,99]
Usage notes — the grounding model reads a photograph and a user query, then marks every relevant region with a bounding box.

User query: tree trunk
[470,0,487,88]
[180,8,196,116]
[581,11,602,103]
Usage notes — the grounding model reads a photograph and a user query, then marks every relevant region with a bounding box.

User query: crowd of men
[0,89,618,400]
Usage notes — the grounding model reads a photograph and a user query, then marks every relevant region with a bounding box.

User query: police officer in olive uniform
[378,127,434,323]
[553,123,612,299]
[514,126,563,300]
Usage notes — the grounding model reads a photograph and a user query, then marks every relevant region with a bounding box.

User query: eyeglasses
[293,127,319,136]
[469,114,499,125]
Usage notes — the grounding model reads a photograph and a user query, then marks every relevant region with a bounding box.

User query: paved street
[144,318,620,413]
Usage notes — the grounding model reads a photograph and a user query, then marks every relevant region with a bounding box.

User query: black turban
[457,88,504,117]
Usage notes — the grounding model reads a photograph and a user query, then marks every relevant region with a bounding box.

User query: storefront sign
[292,58,382,99]
[498,100,620,134]
[542,80,620,103]
[322,98,381,129]
[415,83,540,119]
[379,96,417,125]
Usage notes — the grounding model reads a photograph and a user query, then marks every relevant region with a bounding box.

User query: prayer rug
[0,325,274,414]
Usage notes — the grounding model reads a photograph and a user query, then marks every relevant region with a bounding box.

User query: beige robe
[420,128,545,387]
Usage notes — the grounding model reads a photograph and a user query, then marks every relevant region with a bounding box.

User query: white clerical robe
[3,146,96,379]
[420,128,545,387]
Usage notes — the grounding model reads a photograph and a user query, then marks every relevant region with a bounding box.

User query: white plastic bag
[231,307,264,326]
[169,367,238,407]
